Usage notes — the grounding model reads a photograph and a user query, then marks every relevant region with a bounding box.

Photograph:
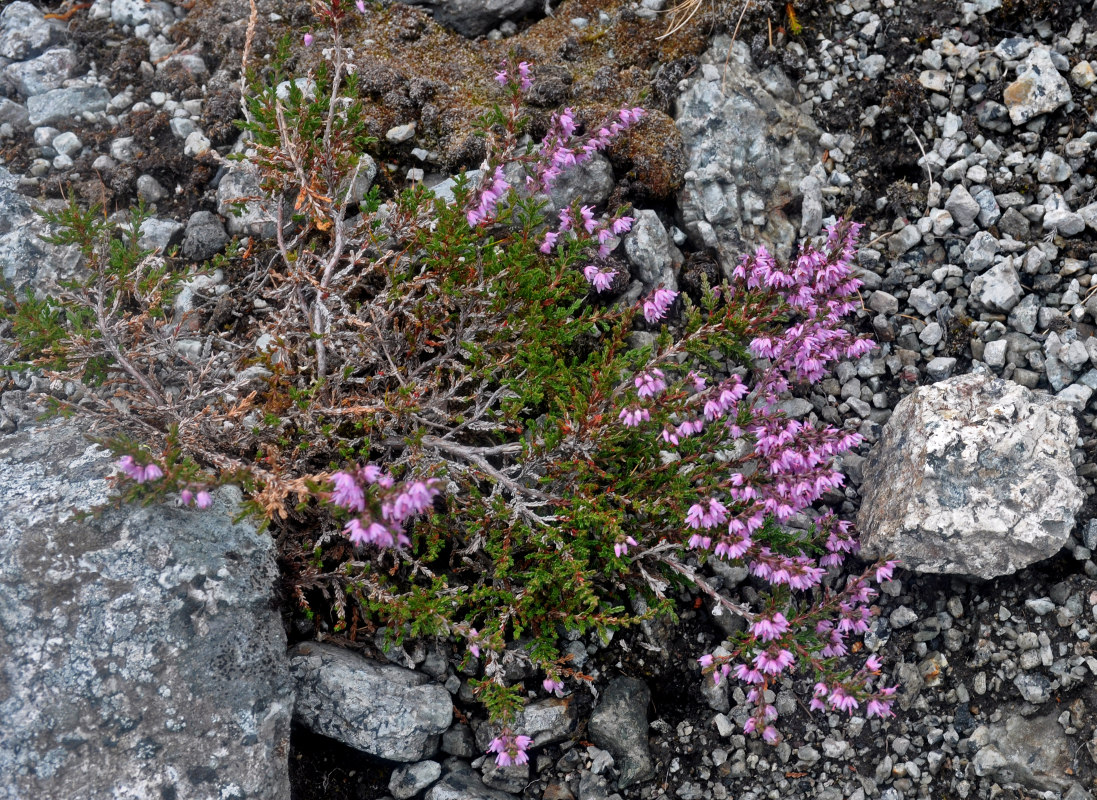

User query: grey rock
[1037,151,1071,183]
[1004,48,1072,125]
[0,165,83,293]
[216,159,277,239]
[889,224,921,256]
[0,421,293,799]
[925,356,957,381]
[0,2,62,61]
[1013,673,1053,704]
[51,130,81,158]
[963,231,999,272]
[975,100,1012,132]
[474,697,578,752]
[1009,293,1040,334]
[971,259,1023,312]
[798,173,823,237]
[111,0,174,29]
[156,54,208,79]
[677,41,820,265]
[868,290,899,315]
[396,0,541,37]
[481,759,529,793]
[26,85,110,127]
[548,152,615,214]
[858,373,1084,579]
[588,677,654,788]
[182,210,229,262]
[442,724,478,758]
[137,217,185,252]
[390,761,443,800]
[973,187,1001,227]
[3,47,78,97]
[998,206,1031,240]
[1079,202,1097,233]
[426,766,515,800]
[624,209,680,291]
[971,713,1078,793]
[0,97,30,132]
[387,122,417,143]
[289,641,452,761]
[1044,207,1085,236]
[136,174,166,204]
[944,183,981,227]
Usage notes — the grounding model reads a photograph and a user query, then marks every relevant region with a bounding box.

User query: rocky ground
[4,0,1097,799]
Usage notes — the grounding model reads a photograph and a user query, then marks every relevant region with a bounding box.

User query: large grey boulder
[676,38,820,268]
[0,166,83,293]
[588,677,655,789]
[289,641,452,761]
[0,421,293,799]
[857,372,1084,579]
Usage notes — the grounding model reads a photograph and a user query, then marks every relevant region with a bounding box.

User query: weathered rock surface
[0,165,83,293]
[857,372,1083,579]
[289,641,452,761]
[676,38,820,267]
[971,712,1087,795]
[426,764,516,800]
[396,0,542,37]
[473,696,580,752]
[588,677,655,788]
[0,421,293,799]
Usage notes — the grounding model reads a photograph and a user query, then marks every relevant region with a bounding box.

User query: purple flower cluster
[528,106,645,195]
[612,221,898,741]
[488,731,533,767]
[466,166,510,228]
[117,455,163,484]
[327,464,440,549]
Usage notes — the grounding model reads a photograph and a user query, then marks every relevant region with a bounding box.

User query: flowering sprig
[608,220,895,742]
[488,730,533,767]
[326,464,440,549]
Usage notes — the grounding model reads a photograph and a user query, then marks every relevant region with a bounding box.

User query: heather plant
[0,0,898,766]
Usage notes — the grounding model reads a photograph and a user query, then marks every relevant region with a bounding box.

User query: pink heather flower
[467,629,481,658]
[117,455,141,480]
[754,648,795,676]
[540,231,558,253]
[867,698,895,719]
[762,725,779,744]
[613,536,638,557]
[750,612,790,643]
[642,287,678,323]
[488,733,532,767]
[697,653,714,668]
[494,69,508,85]
[634,369,666,399]
[733,663,764,684]
[141,464,163,482]
[618,406,649,427]
[195,490,212,509]
[356,0,366,10]
[330,471,366,512]
[875,559,899,583]
[864,654,883,673]
[583,265,616,293]
[829,687,859,714]
[660,427,679,446]
[543,677,564,695]
[359,464,384,484]
[303,33,314,46]
[517,61,532,91]
[180,489,194,505]
[580,205,597,234]
[611,215,634,235]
